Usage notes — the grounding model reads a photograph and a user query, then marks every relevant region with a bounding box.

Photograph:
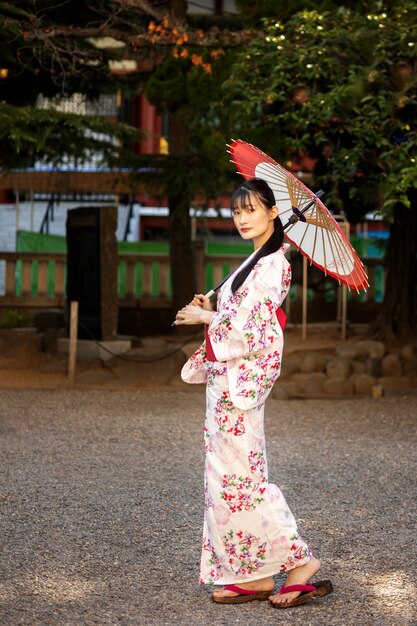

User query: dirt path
[0,388,416,625]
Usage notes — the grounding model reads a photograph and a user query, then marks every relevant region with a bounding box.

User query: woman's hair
[230,178,284,293]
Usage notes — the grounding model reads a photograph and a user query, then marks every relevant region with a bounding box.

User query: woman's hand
[190,294,213,311]
[175,304,214,325]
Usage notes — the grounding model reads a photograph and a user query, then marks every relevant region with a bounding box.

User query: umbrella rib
[319,208,337,281]
[343,236,362,292]
[287,177,298,208]
[321,211,342,285]
[334,223,357,284]
[350,252,368,293]
[330,222,355,287]
[327,220,345,284]
[258,173,290,190]
[310,205,331,279]
[314,206,342,284]
[296,216,311,252]
[287,174,362,288]
[287,179,319,252]
[318,209,328,278]
[341,227,369,290]
[311,210,320,270]
[300,188,368,289]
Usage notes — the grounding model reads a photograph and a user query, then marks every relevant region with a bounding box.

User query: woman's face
[232,192,278,250]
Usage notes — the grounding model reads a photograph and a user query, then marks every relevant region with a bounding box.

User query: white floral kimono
[181,245,312,585]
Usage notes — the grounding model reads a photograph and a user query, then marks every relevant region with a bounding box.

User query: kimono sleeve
[207,252,290,363]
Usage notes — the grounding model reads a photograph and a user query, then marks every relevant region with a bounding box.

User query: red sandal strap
[224,584,260,595]
[280,583,316,594]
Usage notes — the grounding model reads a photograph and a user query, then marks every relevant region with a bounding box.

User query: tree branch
[24,25,258,49]
[113,0,165,21]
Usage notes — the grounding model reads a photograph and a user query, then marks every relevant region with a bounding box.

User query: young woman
[175,178,332,609]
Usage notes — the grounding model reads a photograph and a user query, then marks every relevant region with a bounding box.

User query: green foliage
[145,57,190,113]
[0,310,33,328]
[0,0,240,189]
[143,43,242,203]
[0,102,140,169]
[223,6,417,223]
[236,0,383,24]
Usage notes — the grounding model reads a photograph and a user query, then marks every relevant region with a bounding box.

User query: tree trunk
[371,193,417,345]
[167,0,197,320]
[168,109,196,316]
[168,184,195,313]
[168,0,187,20]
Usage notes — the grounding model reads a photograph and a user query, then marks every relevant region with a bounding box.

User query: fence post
[68,301,79,386]
[302,255,308,340]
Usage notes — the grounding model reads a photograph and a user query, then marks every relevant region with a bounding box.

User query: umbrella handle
[282,189,324,230]
[171,190,325,326]
[171,287,217,326]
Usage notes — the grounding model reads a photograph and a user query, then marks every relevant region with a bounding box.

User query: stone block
[351,360,366,375]
[66,206,118,341]
[323,377,354,395]
[0,328,40,357]
[33,309,65,332]
[366,357,381,377]
[326,356,352,379]
[40,328,59,353]
[378,376,411,390]
[356,340,386,359]
[271,381,300,399]
[290,372,327,387]
[381,353,403,377]
[351,374,376,395]
[270,385,290,400]
[400,344,417,362]
[279,358,300,379]
[299,352,328,373]
[404,361,417,376]
[303,377,325,396]
[334,343,368,360]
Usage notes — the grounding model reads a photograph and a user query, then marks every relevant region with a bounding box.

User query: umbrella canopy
[229,139,369,292]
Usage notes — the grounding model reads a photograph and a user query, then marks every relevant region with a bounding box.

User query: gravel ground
[0,388,416,626]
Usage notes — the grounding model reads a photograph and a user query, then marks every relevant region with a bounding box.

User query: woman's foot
[269,556,321,606]
[212,575,274,601]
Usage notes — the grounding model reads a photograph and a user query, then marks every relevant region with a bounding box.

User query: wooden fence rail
[0,250,246,309]
[0,251,384,312]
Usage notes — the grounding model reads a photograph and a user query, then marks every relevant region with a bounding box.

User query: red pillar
[0,189,13,203]
[133,95,162,155]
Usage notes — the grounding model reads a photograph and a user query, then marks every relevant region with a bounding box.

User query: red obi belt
[205,306,287,363]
